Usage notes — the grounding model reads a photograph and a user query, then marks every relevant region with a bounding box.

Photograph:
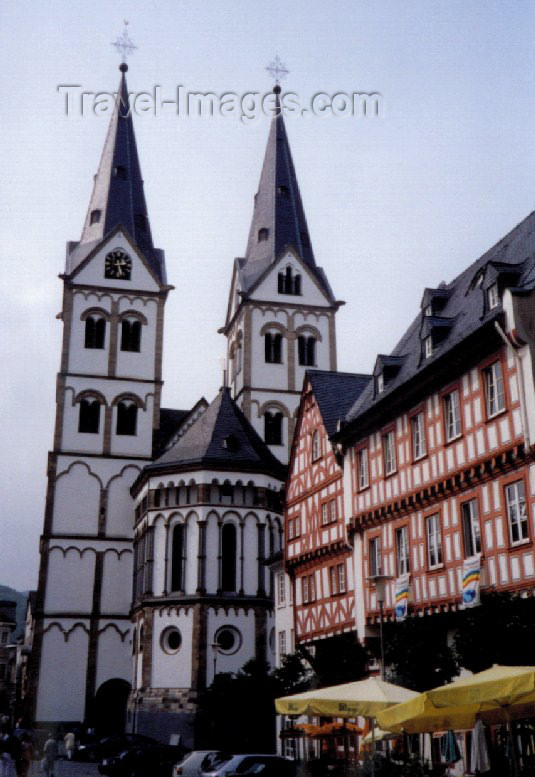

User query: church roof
[307,370,371,437]
[238,88,333,298]
[343,209,535,431]
[147,387,286,480]
[66,65,165,282]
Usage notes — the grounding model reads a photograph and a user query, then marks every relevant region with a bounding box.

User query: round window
[215,626,242,655]
[161,627,182,654]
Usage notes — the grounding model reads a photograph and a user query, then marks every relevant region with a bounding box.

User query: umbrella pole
[505,712,519,777]
[371,717,375,777]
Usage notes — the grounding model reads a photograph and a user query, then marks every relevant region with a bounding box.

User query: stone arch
[294,323,322,340]
[90,678,131,736]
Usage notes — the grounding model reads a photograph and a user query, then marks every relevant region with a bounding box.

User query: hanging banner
[394,575,410,621]
[461,555,481,608]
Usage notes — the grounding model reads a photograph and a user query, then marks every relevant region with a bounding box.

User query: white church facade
[28,65,339,744]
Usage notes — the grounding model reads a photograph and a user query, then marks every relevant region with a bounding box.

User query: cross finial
[112,20,137,64]
[266,55,289,86]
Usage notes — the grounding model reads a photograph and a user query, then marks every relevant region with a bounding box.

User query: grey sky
[1,0,534,590]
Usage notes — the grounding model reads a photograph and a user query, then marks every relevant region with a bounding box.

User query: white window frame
[308,574,316,602]
[461,499,481,557]
[377,372,384,394]
[277,573,286,605]
[337,562,346,593]
[424,336,433,358]
[506,481,528,545]
[302,576,309,604]
[411,412,426,460]
[444,389,461,441]
[329,499,337,523]
[488,282,499,309]
[330,566,338,595]
[383,431,396,475]
[278,630,287,657]
[358,448,369,490]
[396,526,410,576]
[485,361,505,418]
[321,502,329,526]
[312,430,321,460]
[369,537,382,577]
[426,513,443,568]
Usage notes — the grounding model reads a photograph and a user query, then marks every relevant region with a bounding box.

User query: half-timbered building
[334,211,535,647]
[285,371,369,647]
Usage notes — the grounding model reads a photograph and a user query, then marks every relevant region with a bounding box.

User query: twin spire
[75,66,322,293]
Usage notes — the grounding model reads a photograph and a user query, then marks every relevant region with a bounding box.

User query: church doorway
[92,679,131,736]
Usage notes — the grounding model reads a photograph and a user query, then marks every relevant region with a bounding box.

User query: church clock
[105,249,132,280]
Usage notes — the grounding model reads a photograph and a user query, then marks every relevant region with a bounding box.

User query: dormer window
[488,282,499,309]
[377,372,384,394]
[424,304,433,317]
[114,165,127,179]
[424,335,433,358]
[278,185,288,196]
[258,228,269,242]
[90,209,101,225]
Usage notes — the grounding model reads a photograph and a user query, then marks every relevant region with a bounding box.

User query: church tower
[29,63,171,728]
[222,86,341,464]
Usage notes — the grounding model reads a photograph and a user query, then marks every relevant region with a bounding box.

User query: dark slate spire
[241,87,321,292]
[74,64,165,281]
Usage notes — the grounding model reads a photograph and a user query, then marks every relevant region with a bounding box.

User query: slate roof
[66,65,166,282]
[238,88,334,299]
[307,370,371,437]
[344,209,535,429]
[152,408,191,457]
[146,387,286,480]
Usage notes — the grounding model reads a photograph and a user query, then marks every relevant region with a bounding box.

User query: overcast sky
[1,1,535,591]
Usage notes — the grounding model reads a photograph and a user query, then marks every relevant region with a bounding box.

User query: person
[42,736,57,777]
[15,736,32,777]
[63,732,75,761]
[1,728,21,777]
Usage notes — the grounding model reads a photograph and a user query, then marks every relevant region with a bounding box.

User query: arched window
[116,400,138,435]
[277,266,301,295]
[78,397,101,434]
[121,318,142,352]
[258,227,269,242]
[171,524,185,591]
[264,332,282,364]
[298,335,316,366]
[221,523,237,592]
[84,316,106,349]
[264,411,283,446]
[90,209,101,225]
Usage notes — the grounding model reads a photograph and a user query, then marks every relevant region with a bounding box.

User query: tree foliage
[454,591,535,672]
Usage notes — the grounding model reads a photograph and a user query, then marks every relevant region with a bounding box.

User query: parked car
[173,751,233,776]
[74,734,159,762]
[99,744,189,777]
[201,754,296,777]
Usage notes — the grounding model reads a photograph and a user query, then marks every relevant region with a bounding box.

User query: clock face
[104,249,132,280]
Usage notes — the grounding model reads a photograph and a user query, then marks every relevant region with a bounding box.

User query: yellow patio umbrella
[275,677,419,718]
[377,665,535,734]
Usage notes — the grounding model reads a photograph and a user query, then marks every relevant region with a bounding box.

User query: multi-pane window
[120,317,141,352]
[444,389,461,441]
[278,266,301,295]
[461,499,481,557]
[78,397,100,434]
[84,315,106,349]
[411,412,426,460]
[484,362,505,417]
[265,332,282,364]
[396,526,410,576]
[321,503,329,526]
[377,373,384,394]
[488,282,499,309]
[383,431,396,475]
[506,481,528,544]
[358,448,369,489]
[312,430,321,460]
[329,566,337,595]
[278,630,287,657]
[329,499,337,523]
[264,411,282,445]
[277,573,286,605]
[424,336,433,358]
[298,335,316,366]
[369,537,381,577]
[116,400,138,435]
[302,574,315,603]
[337,562,346,593]
[426,514,443,568]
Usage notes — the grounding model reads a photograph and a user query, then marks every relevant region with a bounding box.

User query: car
[201,754,296,777]
[173,751,233,776]
[99,744,189,777]
[74,734,159,762]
